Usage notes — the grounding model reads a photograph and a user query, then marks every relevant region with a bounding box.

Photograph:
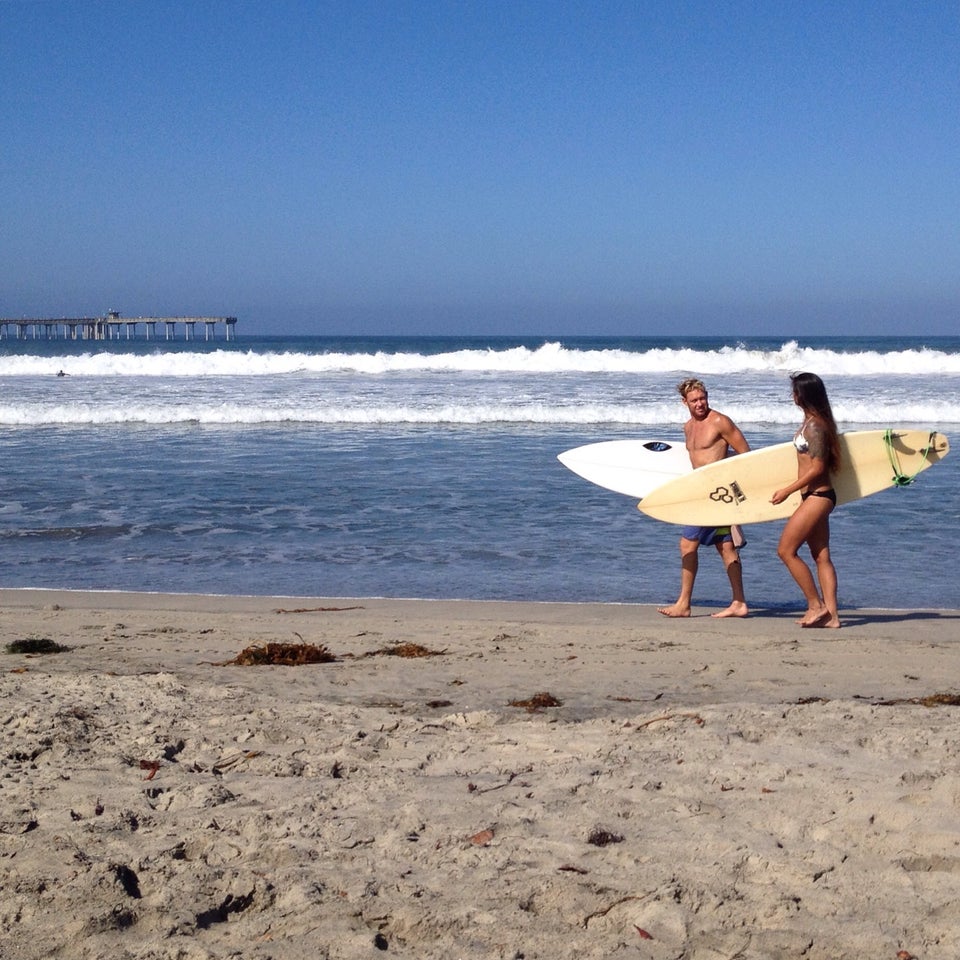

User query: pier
[0,311,238,341]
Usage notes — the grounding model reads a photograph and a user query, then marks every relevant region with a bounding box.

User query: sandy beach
[2,589,960,959]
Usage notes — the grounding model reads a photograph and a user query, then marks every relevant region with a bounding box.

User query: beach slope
[2,590,959,959]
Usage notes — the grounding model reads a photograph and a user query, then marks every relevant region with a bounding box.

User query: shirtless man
[657,378,750,619]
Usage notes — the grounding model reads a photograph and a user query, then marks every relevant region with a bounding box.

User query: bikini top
[793,420,811,454]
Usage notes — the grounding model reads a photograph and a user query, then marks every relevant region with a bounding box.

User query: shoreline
[3,588,960,958]
[3,587,959,710]
[3,583,959,612]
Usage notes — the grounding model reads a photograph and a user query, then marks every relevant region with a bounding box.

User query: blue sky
[2,0,958,336]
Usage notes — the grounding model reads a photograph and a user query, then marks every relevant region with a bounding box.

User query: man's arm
[716,413,750,455]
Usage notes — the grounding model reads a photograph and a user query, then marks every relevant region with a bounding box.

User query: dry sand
[2,588,960,960]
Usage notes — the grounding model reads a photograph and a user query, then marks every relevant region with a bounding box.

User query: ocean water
[0,333,957,611]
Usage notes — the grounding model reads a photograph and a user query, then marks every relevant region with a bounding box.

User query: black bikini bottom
[801,488,837,506]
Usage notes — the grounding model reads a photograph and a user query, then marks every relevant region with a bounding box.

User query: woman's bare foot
[658,603,691,618]
[712,601,749,619]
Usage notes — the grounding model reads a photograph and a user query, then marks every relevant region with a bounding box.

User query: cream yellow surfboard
[637,429,949,526]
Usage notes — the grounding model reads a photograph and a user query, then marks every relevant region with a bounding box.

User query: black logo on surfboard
[709,482,746,505]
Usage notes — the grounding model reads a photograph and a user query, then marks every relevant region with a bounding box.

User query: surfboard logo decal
[709,482,746,505]
[643,441,673,452]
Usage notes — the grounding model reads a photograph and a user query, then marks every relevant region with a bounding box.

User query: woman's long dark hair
[791,372,841,472]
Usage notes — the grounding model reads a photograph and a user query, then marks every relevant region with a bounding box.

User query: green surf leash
[883,429,937,487]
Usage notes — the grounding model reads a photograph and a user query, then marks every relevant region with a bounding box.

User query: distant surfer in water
[658,378,751,619]
[771,372,842,628]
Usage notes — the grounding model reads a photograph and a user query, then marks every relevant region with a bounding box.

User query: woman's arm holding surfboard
[771,456,826,505]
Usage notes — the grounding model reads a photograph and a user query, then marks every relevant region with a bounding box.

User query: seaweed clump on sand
[920,693,960,707]
[5,636,69,655]
[360,643,446,658]
[875,692,960,708]
[587,827,624,847]
[509,691,563,713]
[220,642,336,666]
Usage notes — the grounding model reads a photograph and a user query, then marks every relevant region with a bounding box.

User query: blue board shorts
[681,525,746,548]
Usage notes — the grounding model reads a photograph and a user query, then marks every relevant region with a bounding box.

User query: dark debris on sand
[218,642,337,666]
[509,691,563,713]
[358,642,446,659]
[5,636,69,655]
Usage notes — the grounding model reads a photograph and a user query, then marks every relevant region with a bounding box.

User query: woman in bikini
[771,372,842,628]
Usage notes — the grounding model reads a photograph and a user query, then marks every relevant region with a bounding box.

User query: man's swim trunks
[681,525,747,548]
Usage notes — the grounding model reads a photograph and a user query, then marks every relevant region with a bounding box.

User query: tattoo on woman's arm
[806,422,827,462]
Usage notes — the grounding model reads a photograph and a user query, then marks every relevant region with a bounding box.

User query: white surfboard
[557,438,690,498]
[637,429,949,525]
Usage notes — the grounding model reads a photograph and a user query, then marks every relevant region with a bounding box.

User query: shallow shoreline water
[1,335,957,609]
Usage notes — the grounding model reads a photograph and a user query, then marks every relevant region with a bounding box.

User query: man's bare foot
[658,603,691,618]
[797,608,830,627]
[803,615,841,629]
[712,601,749,619]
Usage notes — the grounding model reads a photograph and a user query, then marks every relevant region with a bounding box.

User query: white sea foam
[2,340,960,377]
[0,400,952,427]
[2,339,956,429]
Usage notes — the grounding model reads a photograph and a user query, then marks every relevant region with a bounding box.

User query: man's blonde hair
[677,377,707,399]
